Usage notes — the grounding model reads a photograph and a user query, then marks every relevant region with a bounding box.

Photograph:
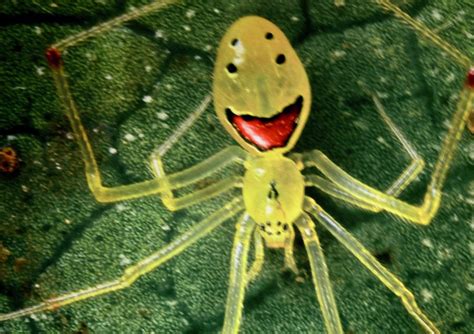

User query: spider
[0,0,472,332]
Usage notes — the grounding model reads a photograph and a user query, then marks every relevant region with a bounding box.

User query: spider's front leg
[301,69,473,225]
[301,0,474,225]
[46,0,249,205]
[49,48,247,203]
[301,91,425,213]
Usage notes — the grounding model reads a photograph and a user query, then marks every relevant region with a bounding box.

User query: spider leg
[50,56,247,203]
[150,149,242,210]
[222,213,255,334]
[295,214,343,334]
[246,229,265,283]
[305,174,382,212]
[0,198,244,322]
[304,197,440,334]
[283,223,298,274]
[151,95,212,158]
[300,86,434,213]
[303,91,425,212]
[300,71,473,225]
[51,0,178,52]
[376,0,470,69]
[362,86,424,198]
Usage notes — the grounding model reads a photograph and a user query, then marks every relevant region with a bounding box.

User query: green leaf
[0,0,472,333]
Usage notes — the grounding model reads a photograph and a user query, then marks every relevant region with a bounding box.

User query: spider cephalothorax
[243,155,304,248]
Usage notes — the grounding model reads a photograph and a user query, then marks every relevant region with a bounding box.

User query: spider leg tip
[45,47,63,70]
[466,67,474,89]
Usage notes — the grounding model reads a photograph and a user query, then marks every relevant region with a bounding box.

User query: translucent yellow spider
[0,0,472,333]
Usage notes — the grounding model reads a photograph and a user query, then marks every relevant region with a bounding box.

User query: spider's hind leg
[305,197,440,334]
[283,224,299,274]
[223,214,255,334]
[246,229,265,283]
[295,214,343,334]
[0,198,244,322]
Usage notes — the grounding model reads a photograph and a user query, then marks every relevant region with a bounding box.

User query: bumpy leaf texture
[0,0,472,333]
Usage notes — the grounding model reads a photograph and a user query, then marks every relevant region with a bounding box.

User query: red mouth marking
[227,96,303,151]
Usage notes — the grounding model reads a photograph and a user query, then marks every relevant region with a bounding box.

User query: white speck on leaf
[124,133,136,142]
[116,203,127,212]
[166,300,178,307]
[332,50,346,59]
[108,147,117,154]
[143,95,153,103]
[157,111,169,120]
[35,66,45,76]
[119,254,132,266]
[155,30,164,38]
[186,9,196,18]
[183,25,191,32]
[421,289,433,302]
[469,242,474,256]
[421,238,433,248]
[431,9,443,21]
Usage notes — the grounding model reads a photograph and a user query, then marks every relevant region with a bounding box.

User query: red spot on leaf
[45,47,63,69]
[0,146,19,174]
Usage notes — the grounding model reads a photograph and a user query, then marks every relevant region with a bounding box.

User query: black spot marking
[231,38,239,46]
[265,32,274,40]
[276,54,286,64]
[283,224,289,231]
[227,63,237,73]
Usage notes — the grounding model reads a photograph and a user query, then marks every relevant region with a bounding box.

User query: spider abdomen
[243,155,304,247]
